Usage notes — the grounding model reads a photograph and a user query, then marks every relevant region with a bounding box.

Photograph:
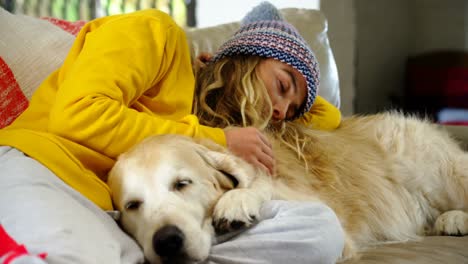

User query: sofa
[1,6,467,264]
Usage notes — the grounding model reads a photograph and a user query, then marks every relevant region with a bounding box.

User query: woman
[0,2,344,264]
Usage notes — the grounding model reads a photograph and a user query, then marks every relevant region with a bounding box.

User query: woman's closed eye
[279,80,289,95]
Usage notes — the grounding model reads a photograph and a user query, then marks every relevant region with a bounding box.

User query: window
[0,0,196,26]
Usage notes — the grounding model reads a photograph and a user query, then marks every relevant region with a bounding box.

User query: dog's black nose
[153,225,185,257]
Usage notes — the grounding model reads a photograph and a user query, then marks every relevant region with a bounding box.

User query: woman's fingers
[255,149,275,176]
[252,159,270,176]
[224,127,276,176]
[197,52,213,63]
[255,130,275,175]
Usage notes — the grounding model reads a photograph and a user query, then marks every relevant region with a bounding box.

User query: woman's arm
[295,95,342,130]
[206,200,345,264]
[48,12,225,158]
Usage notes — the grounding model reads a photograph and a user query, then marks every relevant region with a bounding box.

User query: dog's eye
[174,179,193,191]
[220,170,239,188]
[125,200,142,211]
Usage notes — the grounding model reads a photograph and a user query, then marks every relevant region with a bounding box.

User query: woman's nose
[273,101,288,121]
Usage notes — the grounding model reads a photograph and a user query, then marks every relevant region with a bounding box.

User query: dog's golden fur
[108,112,468,263]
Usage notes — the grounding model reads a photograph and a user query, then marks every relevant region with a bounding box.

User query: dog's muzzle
[153,225,186,260]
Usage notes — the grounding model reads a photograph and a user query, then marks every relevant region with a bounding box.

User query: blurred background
[0,0,196,26]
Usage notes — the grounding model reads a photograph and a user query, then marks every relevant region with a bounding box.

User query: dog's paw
[212,189,263,234]
[434,210,468,236]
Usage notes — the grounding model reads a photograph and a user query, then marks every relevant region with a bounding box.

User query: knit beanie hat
[211,1,319,118]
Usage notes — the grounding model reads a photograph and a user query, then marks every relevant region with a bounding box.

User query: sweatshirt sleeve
[48,12,225,159]
[294,95,342,130]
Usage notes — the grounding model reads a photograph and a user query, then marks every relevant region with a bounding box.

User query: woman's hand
[224,127,275,175]
[193,52,213,70]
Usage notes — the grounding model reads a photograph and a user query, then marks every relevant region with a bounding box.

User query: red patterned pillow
[0,8,85,128]
[41,17,86,36]
[0,58,29,128]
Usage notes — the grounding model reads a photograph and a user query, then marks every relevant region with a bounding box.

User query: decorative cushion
[0,57,28,128]
[41,17,86,36]
[0,8,84,128]
[0,8,76,101]
[0,7,341,128]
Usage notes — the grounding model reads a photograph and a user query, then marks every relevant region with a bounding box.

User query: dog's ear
[193,137,227,153]
[193,139,255,190]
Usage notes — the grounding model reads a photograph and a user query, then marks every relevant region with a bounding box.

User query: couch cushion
[0,57,29,128]
[0,8,76,101]
[342,236,468,264]
[0,8,80,128]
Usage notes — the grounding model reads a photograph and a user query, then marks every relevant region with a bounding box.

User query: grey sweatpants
[0,146,345,264]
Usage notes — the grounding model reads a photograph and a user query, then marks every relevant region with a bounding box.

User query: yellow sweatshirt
[0,9,341,210]
[296,95,341,130]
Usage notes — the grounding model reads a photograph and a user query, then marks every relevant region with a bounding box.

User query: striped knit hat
[211,1,319,118]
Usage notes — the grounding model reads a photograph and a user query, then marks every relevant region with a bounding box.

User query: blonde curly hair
[193,56,272,130]
[192,55,310,169]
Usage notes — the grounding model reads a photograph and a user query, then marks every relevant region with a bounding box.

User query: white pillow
[0,7,76,100]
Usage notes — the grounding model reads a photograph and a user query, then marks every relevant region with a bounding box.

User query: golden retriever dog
[108,112,468,264]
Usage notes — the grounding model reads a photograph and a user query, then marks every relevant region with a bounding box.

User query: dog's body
[108,112,468,263]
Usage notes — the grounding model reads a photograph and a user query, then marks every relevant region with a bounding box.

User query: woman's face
[256,58,307,121]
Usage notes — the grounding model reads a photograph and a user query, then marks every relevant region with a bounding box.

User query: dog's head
[108,134,253,264]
